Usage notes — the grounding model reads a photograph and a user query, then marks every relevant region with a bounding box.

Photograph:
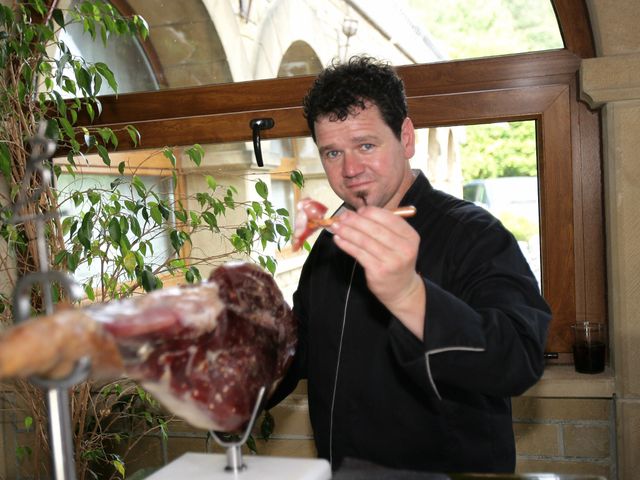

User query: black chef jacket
[270,171,551,474]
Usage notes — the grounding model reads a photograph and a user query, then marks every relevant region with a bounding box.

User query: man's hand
[331,206,426,339]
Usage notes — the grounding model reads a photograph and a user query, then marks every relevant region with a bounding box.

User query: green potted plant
[0,1,298,478]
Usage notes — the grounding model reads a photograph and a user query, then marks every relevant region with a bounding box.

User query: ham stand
[11,122,89,480]
[209,386,267,473]
[146,384,330,480]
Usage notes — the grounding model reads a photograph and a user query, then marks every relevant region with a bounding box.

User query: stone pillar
[581,2,640,478]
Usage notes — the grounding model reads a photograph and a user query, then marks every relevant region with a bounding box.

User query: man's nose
[342,152,364,177]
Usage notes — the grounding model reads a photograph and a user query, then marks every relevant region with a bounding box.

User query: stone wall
[89,373,615,478]
[513,397,613,478]
[581,1,640,479]
[0,381,618,479]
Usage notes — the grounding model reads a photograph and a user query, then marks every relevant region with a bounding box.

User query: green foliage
[0,1,148,153]
[460,121,537,181]
[406,0,563,60]
[54,167,291,299]
[71,381,171,479]
[15,445,33,464]
[290,169,305,189]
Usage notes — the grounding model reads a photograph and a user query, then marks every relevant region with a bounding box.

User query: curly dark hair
[303,55,408,142]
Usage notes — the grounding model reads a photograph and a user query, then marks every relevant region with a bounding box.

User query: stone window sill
[522,365,615,398]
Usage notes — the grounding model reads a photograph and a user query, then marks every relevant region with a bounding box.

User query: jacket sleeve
[388,219,551,400]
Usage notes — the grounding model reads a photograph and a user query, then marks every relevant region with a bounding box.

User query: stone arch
[277,40,324,77]
[118,0,235,87]
[252,0,341,79]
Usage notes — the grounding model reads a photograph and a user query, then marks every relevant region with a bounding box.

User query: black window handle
[250,118,275,167]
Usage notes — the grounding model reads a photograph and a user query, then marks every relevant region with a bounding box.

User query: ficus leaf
[98,127,111,143]
[126,125,140,146]
[119,217,129,235]
[276,224,289,237]
[201,212,218,230]
[123,251,136,275]
[150,204,162,225]
[290,169,304,188]
[261,411,275,440]
[87,190,100,205]
[185,144,204,167]
[174,209,187,223]
[84,283,95,301]
[163,148,176,167]
[67,252,79,272]
[113,459,125,476]
[131,176,146,197]
[52,90,67,116]
[130,217,141,237]
[52,8,65,28]
[255,179,269,200]
[59,117,75,139]
[206,175,217,192]
[85,102,95,122]
[108,217,121,243]
[75,65,92,95]
[141,270,158,292]
[0,143,11,181]
[96,144,110,166]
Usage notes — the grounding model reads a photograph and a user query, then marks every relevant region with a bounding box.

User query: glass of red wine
[571,322,606,374]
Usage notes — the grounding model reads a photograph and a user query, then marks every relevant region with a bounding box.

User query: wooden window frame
[80,2,603,354]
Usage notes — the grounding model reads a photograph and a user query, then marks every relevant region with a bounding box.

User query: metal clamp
[209,386,266,474]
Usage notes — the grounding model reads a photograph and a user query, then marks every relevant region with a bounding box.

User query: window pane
[412,121,541,288]
[67,0,562,94]
[406,0,563,60]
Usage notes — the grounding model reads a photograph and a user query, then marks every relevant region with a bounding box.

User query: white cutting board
[146,452,332,480]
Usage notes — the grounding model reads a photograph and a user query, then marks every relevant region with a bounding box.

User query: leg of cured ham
[0,262,296,433]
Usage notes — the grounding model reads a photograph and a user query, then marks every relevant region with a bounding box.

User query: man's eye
[324,151,340,160]
[361,143,374,151]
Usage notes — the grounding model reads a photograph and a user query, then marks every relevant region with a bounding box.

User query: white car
[463,176,540,222]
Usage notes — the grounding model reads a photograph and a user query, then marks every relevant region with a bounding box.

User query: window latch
[250,118,275,167]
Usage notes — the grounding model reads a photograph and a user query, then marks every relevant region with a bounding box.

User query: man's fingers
[333,207,415,256]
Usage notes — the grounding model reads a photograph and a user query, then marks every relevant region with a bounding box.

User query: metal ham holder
[146,381,330,480]
[10,122,89,480]
[209,386,266,474]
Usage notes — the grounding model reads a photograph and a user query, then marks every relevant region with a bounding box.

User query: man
[270,56,550,474]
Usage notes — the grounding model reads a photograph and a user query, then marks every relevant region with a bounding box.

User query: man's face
[314,103,416,210]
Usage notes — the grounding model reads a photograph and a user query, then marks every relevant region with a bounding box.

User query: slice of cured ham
[0,262,296,432]
[292,197,328,251]
[291,198,417,251]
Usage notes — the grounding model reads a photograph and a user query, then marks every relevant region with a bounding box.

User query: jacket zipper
[328,260,357,469]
